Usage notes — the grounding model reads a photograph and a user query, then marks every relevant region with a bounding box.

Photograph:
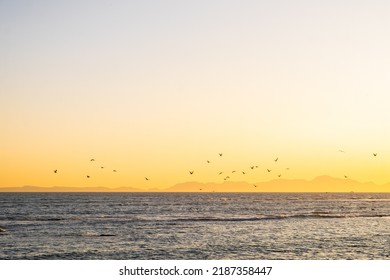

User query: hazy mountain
[0,176,388,192]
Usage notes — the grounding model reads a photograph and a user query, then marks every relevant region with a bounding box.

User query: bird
[267,169,271,172]
[339,150,345,153]
[275,157,278,162]
[242,171,246,174]
[278,174,281,177]
[344,175,348,179]
[232,170,236,173]
[90,159,95,161]
[86,175,90,178]
[199,188,202,191]
[113,170,117,172]
[255,166,259,168]
[101,166,104,169]
[53,169,57,173]
[218,172,223,175]
[373,153,377,157]
[207,160,210,163]
[253,184,257,188]
[219,153,223,157]
[145,177,149,181]
[189,171,194,175]
[250,166,254,170]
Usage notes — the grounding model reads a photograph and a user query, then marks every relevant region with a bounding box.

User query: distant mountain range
[1,175,389,192]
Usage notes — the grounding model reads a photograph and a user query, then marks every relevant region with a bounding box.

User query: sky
[1,0,390,190]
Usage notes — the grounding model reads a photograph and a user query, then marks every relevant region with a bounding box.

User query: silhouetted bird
[373,153,377,157]
[219,153,223,157]
[250,166,254,169]
[232,170,236,173]
[189,171,194,175]
[253,184,257,188]
[242,171,246,174]
[207,160,210,163]
[53,170,57,173]
[86,175,90,178]
[267,169,271,172]
[101,166,104,169]
[145,177,149,181]
[278,174,281,177]
[90,159,95,161]
[113,170,117,172]
[275,157,278,162]
[339,150,345,153]
[218,172,223,175]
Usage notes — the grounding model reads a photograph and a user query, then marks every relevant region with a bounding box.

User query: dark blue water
[1,192,390,259]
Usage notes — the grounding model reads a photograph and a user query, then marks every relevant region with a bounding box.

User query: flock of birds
[53,150,380,190]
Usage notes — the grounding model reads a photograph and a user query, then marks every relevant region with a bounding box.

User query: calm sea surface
[1,192,390,259]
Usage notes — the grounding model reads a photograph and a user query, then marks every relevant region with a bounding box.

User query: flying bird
[242,171,246,174]
[189,171,194,175]
[232,170,236,173]
[145,177,149,181]
[219,153,223,157]
[250,166,254,169]
[207,160,210,163]
[339,150,345,153]
[218,172,223,175]
[90,159,95,161]
[344,175,348,179]
[113,170,117,172]
[373,153,377,157]
[86,175,90,178]
[267,169,271,172]
[275,157,278,162]
[53,170,57,173]
[253,184,257,188]
[101,166,104,169]
[278,174,281,177]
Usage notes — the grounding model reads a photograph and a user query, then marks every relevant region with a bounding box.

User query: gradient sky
[1,0,390,190]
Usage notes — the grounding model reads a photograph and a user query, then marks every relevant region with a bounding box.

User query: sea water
[1,192,390,259]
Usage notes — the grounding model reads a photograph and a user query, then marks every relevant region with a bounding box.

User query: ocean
[1,192,390,259]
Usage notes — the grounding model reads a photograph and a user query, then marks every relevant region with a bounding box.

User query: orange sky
[1,1,390,191]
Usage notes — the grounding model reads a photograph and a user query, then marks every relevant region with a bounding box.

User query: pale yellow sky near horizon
[1,1,390,190]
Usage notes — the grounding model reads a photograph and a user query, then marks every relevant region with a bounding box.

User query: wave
[166,212,390,223]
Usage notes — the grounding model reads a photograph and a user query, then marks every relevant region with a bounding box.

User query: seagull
[278,174,281,177]
[90,159,95,161]
[267,169,271,172]
[219,153,223,157]
[145,177,149,180]
[113,170,117,172]
[344,175,348,179]
[253,184,257,188]
[242,171,246,174]
[53,170,57,173]
[86,175,90,178]
[218,172,223,175]
[339,150,345,153]
[275,157,278,162]
[232,170,236,173]
[250,166,254,169]
[189,171,194,175]
[207,160,210,163]
[101,166,104,169]
[373,153,377,157]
